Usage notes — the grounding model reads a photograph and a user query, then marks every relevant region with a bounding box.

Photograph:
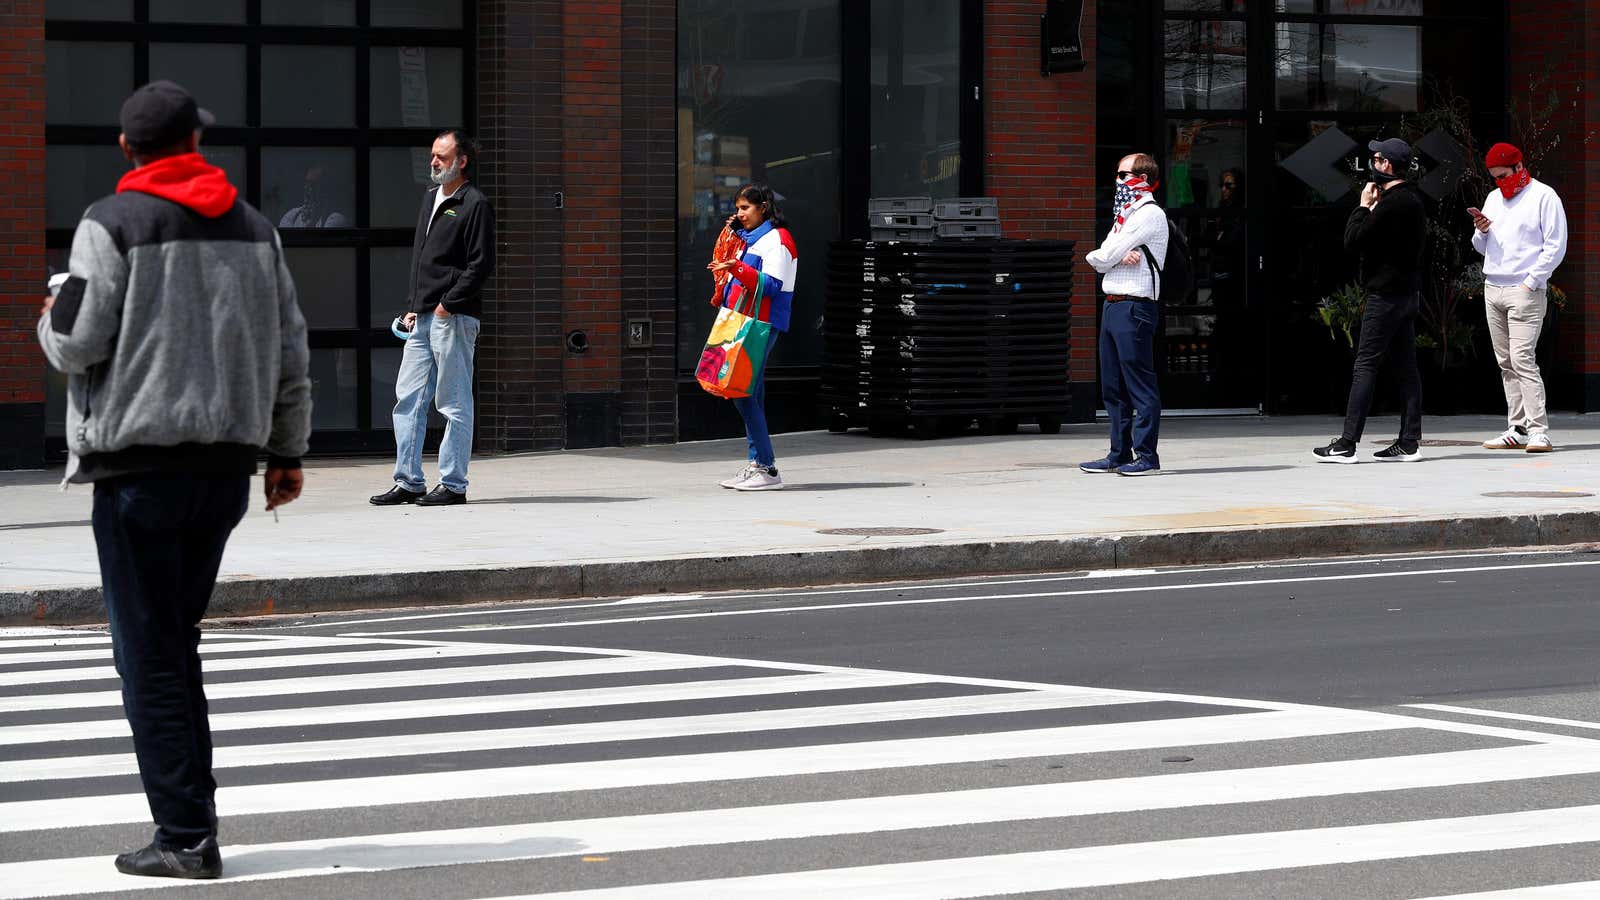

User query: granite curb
[6,509,1597,625]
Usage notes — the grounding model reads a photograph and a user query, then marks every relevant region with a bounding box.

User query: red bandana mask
[1495,168,1531,200]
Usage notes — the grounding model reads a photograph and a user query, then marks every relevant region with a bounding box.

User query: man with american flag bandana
[1079,152,1168,477]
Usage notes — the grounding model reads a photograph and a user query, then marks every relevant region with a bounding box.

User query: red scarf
[117,152,238,218]
[1495,168,1531,200]
[708,223,746,305]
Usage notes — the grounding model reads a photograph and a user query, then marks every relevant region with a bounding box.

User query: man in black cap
[1314,137,1428,463]
[37,80,311,879]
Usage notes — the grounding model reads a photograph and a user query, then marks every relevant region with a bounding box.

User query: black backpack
[1140,217,1193,304]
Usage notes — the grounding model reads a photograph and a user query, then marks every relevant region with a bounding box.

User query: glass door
[1159,3,1258,412]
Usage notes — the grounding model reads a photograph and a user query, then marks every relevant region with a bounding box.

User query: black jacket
[408,181,496,318]
[1343,181,1427,296]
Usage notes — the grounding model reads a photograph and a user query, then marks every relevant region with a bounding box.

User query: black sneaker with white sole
[1373,440,1421,462]
[1312,438,1357,463]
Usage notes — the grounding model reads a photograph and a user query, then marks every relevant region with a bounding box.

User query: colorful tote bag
[696,272,774,399]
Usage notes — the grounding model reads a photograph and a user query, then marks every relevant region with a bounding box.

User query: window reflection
[263,148,355,228]
[263,1,355,26]
[370,147,435,228]
[309,350,358,430]
[45,0,132,20]
[369,46,464,128]
[262,46,356,127]
[149,0,245,23]
[676,0,840,370]
[370,247,415,328]
[284,248,357,330]
[1276,0,1423,14]
[1164,19,1247,110]
[1275,23,1419,112]
[871,0,961,199]
[1164,119,1245,210]
[46,42,133,125]
[46,145,126,229]
[150,44,246,126]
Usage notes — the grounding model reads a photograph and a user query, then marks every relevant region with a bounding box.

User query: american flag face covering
[1113,174,1155,233]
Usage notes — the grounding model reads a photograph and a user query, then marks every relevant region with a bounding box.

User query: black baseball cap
[119,81,214,152]
[1367,138,1412,171]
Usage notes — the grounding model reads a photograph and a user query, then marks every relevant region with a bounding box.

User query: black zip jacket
[407,181,496,319]
[1343,180,1427,296]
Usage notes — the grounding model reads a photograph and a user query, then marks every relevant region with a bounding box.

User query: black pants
[1342,290,1423,444]
[92,472,250,848]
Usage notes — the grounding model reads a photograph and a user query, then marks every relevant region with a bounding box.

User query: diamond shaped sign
[1281,126,1360,202]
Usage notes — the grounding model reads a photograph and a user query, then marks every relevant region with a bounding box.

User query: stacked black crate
[822,239,1075,438]
[931,197,1001,240]
[867,196,935,243]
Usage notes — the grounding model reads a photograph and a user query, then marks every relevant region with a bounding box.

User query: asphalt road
[3,547,1599,898]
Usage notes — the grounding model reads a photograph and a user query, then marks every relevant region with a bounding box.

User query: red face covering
[1495,167,1531,200]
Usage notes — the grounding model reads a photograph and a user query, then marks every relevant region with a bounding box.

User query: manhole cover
[1015,462,1076,469]
[1369,439,1480,447]
[1482,491,1594,499]
[817,527,946,537]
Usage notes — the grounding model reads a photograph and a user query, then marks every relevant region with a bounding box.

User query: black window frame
[44,0,474,457]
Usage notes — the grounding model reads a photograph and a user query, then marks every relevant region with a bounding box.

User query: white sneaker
[720,463,759,489]
[1482,428,1528,450]
[1526,433,1555,453]
[732,466,784,491]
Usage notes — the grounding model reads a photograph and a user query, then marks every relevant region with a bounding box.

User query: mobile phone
[1466,207,1482,218]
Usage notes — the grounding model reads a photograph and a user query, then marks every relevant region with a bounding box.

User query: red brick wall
[477,0,677,451]
[984,2,1100,405]
[1508,0,1600,410]
[0,0,43,467]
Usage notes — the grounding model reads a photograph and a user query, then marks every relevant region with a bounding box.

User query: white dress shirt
[1085,201,1169,299]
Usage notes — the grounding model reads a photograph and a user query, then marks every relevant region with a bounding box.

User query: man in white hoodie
[1470,142,1567,452]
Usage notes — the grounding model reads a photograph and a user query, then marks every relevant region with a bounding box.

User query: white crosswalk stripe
[2,627,1597,898]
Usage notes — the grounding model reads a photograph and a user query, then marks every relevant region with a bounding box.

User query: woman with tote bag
[704,183,798,491]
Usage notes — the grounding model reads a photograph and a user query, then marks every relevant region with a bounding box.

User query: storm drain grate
[817,527,946,537]
[1482,490,1594,499]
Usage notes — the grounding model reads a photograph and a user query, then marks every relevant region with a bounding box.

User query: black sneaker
[1312,438,1357,464]
[369,485,424,506]
[1373,440,1422,462]
[114,836,221,879]
[416,485,467,506]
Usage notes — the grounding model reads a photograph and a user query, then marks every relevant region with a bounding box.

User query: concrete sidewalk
[2,414,1596,623]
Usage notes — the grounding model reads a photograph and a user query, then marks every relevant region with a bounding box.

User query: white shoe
[732,466,784,491]
[1526,433,1555,453]
[1482,428,1528,450]
[720,463,759,489]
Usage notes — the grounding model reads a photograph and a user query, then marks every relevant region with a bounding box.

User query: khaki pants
[1483,282,1548,434]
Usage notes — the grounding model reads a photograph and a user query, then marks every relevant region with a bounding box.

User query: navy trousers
[1099,299,1162,465]
[92,472,250,848]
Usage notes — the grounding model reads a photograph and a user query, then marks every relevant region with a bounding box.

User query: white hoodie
[1471,176,1567,291]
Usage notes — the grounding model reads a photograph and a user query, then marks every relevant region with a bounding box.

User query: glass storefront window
[262,46,356,127]
[284,248,357,330]
[1164,19,1247,110]
[46,42,133,125]
[1164,118,1246,210]
[370,348,444,429]
[1276,0,1423,14]
[676,0,841,370]
[1166,0,1247,10]
[150,44,247,126]
[149,0,245,23]
[871,1,961,199]
[263,1,356,26]
[263,147,356,229]
[370,247,415,328]
[370,147,435,228]
[46,145,126,229]
[1275,23,1420,112]
[201,145,247,195]
[369,46,464,128]
[371,0,462,28]
[45,0,130,20]
[309,350,359,430]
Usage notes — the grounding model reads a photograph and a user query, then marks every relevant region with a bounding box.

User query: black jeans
[92,472,250,848]
[1342,290,1423,444]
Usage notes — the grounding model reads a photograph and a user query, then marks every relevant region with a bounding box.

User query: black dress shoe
[416,485,466,506]
[114,837,221,879]
[369,485,425,506]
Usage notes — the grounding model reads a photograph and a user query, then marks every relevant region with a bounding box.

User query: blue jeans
[731,332,778,468]
[393,311,479,494]
[92,472,249,848]
[1099,299,1162,465]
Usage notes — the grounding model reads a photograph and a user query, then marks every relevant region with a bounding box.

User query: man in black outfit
[1314,138,1428,464]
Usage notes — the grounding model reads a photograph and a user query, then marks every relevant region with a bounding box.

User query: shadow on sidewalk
[470,495,645,505]
[780,482,918,492]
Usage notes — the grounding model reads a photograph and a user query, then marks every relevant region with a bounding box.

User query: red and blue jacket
[719,220,798,332]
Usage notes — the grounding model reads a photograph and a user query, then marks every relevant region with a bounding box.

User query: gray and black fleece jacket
[37,152,312,483]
